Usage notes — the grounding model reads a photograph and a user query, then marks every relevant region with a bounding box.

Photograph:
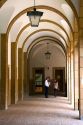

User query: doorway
[33,68,45,94]
[53,67,66,96]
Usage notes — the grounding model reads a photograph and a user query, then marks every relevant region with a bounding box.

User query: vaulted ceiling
[0,0,79,57]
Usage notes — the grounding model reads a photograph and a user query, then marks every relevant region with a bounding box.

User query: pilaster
[79,29,83,119]
[11,42,18,104]
[79,0,83,119]
[23,52,28,98]
[71,52,74,107]
[0,33,8,109]
[68,46,71,103]
[27,55,30,96]
[18,48,23,100]
[74,32,79,110]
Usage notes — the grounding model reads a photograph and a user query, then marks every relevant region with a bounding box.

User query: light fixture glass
[45,43,51,59]
[27,0,43,27]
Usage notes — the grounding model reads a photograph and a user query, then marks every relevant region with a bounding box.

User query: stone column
[71,52,74,107]
[18,48,23,100]
[67,51,70,101]
[68,50,71,103]
[11,42,18,104]
[8,65,11,105]
[73,32,79,110]
[69,40,74,106]
[23,52,28,98]
[0,33,8,109]
[79,0,83,119]
[79,29,83,119]
[74,45,79,110]
[27,56,30,96]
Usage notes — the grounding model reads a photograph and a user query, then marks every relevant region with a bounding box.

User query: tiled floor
[0,96,83,125]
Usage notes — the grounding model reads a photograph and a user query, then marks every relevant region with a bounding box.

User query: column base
[0,104,8,110]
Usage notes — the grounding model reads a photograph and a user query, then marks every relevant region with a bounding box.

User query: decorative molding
[65,0,79,32]
[26,36,66,57]
[22,29,67,50]
[16,20,71,46]
[7,5,73,35]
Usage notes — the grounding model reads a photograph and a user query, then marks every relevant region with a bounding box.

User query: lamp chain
[47,43,49,51]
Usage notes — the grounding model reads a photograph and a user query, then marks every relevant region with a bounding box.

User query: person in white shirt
[45,77,50,98]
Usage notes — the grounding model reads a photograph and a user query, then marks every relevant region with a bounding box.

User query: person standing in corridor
[54,79,59,96]
[45,77,50,98]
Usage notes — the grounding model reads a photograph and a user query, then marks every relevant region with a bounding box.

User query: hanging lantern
[45,43,51,59]
[27,0,43,27]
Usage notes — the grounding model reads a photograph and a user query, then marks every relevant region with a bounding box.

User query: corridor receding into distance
[1,0,83,124]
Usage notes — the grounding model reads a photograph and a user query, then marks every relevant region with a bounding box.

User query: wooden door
[53,67,65,93]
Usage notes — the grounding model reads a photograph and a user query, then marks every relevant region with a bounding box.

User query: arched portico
[1,0,83,120]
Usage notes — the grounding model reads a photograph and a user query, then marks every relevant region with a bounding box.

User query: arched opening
[27,39,66,97]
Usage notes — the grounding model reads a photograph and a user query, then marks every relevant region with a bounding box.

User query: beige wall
[30,45,66,80]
